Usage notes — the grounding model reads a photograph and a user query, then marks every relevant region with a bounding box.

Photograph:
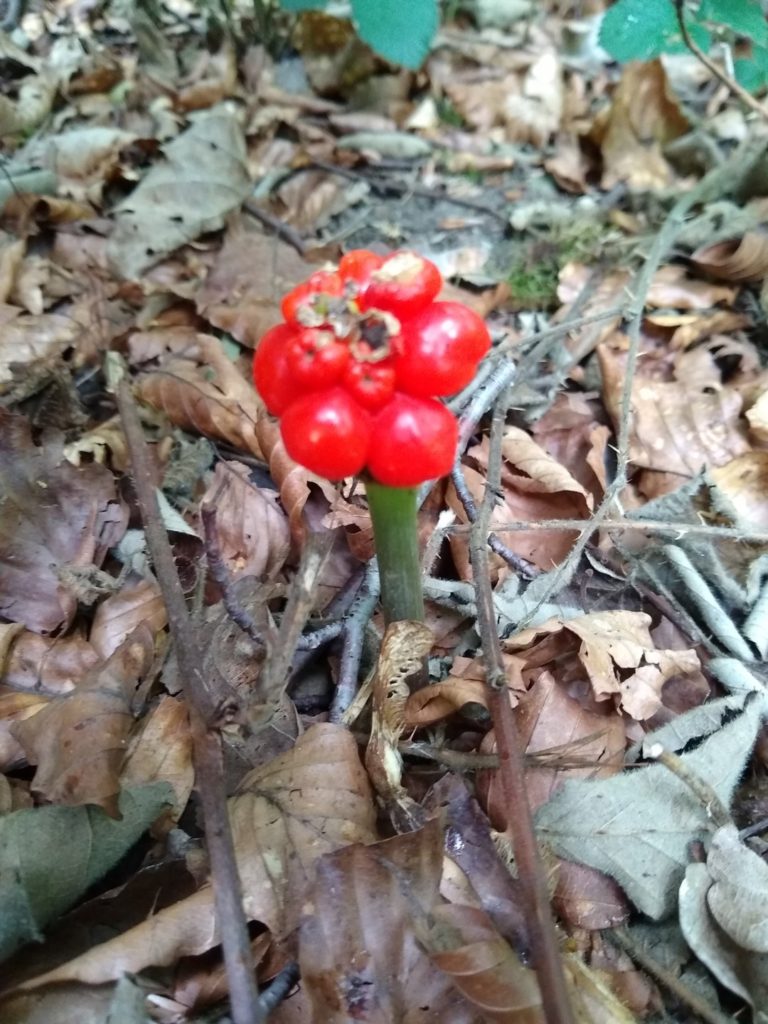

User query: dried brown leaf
[11,630,153,815]
[136,334,265,460]
[598,343,749,477]
[691,231,768,283]
[710,452,768,529]
[506,611,701,721]
[425,903,543,1022]
[200,461,290,581]
[594,60,689,190]
[0,691,48,772]
[16,724,377,989]
[297,820,487,1023]
[90,574,167,660]
[1,630,99,694]
[122,696,193,830]
[195,224,316,347]
[0,410,127,634]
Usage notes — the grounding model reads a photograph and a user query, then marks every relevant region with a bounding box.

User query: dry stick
[117,381,264,1024]
[449,517,768,543]
[470,401,574,1024]
[674,0,768,123]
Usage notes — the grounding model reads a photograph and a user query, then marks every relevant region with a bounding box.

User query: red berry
[286,327,350,391]
[281,270,344,323]
[280,388,371,480]
[368,394,458,486]
[338,249,384,289]
[342,358,396,411]
[393,301,491,397]
[253,322,304,415]
[358,251,442,318]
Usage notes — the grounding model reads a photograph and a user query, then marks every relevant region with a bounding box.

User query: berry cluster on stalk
[253,250,491,487]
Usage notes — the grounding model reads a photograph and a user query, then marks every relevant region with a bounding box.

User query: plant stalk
[365,481,425,625]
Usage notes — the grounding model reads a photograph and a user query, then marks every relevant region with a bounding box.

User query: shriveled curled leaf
[690,231,768,283]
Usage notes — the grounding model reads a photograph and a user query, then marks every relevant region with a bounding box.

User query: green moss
[506,256,561,310]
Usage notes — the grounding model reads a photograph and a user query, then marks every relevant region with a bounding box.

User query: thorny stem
[366,481,425,625]
[117,381,264,1024]
[470,400,573,1024]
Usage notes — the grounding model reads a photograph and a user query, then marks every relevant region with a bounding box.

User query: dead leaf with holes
[11,629,154,816]
[0,410,127,634]
[107,112,250,279]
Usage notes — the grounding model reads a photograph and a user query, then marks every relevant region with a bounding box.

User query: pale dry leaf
[746,391,768,442]
[11,630,154,815]
[0,410,127,634]
[46,126,137,203]
[709,453,768,529]
[89,574,167,660]
[136,334,265,460]
[122,696,193,830]
[506,611,700,720]
[0,692,48,772]
[594,60,689,190]
[598,344,749,477]
[1,630,98,694]
[0,238,25,303]
[200,461,290,581]
[646,265,737,310]
[0,307,81,390]
[706,823,768,952]
[63,416,130,472]
[108,112,250,279]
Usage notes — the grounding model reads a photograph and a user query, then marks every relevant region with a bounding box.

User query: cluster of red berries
[253,250,491,487]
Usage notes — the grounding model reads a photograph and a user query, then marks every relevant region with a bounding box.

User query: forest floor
[1,2,768,1023]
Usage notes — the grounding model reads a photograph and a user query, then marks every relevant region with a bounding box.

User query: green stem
[365,481,425,625]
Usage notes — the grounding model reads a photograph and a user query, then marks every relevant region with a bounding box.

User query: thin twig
[451,464,540,579]
[329,561,380,721]
[117,380,263,1024]
[469,399,574,1024]
[448,517,768,542]
[674,0,768,123]
[243,200,307,256]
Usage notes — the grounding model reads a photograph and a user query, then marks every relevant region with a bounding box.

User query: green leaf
[0,784,172,962]
[735,45,768,93]
[700,0,768,44]
[279,0,328,9]
[599,0,681,61]
[350,0,439,68]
